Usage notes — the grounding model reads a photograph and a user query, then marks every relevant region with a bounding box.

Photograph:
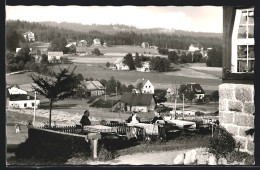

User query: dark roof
[9,94,36,101]
[120,93,155,106]
[180,83,205,94]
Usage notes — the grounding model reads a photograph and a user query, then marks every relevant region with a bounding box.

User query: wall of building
[219,83,254,154]
[8,100,40,109]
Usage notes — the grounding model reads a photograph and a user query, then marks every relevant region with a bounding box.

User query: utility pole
[175,88,179,119]
[182,93,185,120]
[116,86,117,100]
[105,86,106,101]
[33,91,36,126]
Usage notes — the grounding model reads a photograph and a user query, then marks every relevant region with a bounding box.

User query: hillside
[40,21,222,37]
[6,20,223,51]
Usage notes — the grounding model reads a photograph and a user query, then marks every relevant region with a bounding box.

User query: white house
[134,78,154,94]
[47,51,63,63]
[78,40,88,46]
[23,31,35,42]
[188,43,203,52]
[136,61,150,72]
[6,85,40,109]
[141,42,149,48]
[114,58,129,71]
[93,39,101,46]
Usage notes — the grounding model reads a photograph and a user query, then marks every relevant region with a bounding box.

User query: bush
[209,126,236,157]
[195,111,204,116]
[226,151,255,165]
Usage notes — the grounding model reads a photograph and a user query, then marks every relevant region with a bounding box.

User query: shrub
[226,151,254,165]
[209,126,236,157]
[195,111,204,116]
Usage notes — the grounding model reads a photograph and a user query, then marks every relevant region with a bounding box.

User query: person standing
[151,109,166,140]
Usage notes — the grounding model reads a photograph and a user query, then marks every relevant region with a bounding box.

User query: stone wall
[219,83,255,154]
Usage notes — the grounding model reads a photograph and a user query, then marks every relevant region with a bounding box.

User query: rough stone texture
[219,84,236,100]
[247,139,255,153]
[235,85,254,103]
[234,114,254,127]
[183,149,197,165]
[219,111,234,124]
[219,99,228,111]
[228,100,243,112]
[208,155,217,165]
[225,124,239,136]
[239,126,254,139]
[217,157,228,165]
[234,136,247,150]
[173,153,185,165]
[196,152,209,165]
[244,102,255,115]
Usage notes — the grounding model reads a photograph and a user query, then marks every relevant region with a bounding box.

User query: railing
[37,125,81,134]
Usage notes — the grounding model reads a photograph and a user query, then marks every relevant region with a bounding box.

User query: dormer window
[232,8,254,73]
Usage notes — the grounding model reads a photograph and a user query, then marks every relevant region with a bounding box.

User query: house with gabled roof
[93,38,101,46]
[188,43,203,52]
[114,58,129,71]
[81,80,105,97]
[134,78,154,94]
[6,85,40,109]
[23,31,35,42]
[179,83,205,100]
[78,40,88,47]
[120,93,156,112]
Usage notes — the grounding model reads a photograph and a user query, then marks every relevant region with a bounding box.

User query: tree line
[6,20,223,51]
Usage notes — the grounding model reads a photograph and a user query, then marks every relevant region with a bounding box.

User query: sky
[6,6,223,33]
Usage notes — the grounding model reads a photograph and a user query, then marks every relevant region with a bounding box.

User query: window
[232,8,254,73]
[32,103,34,107]
[24,103,27,108]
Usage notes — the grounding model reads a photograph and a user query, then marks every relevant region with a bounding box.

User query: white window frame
[231,8,254,73]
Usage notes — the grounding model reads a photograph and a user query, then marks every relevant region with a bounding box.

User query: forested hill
[40,21,222,37]
[6,20,223,51]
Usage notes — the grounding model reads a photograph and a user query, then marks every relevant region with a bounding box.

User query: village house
[188,43,203,52]
[136,61,150,72]
[93,38,101,46]
[6,85,40,109]
[47,51,63,63]
[23,31,35,42]
[120,93,156,112]
[134,78,154,94]
[180,83,205,100]
[78,40,88,47]
[113,58,130,71]
[81,80,105,97]
[219,6,255,154]
[141,42,149,48]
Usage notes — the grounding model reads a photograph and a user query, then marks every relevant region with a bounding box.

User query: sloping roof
[19,83,38,92]
[9,94,36,101]
[82,81,105,91]
[180,83,205,94]
[48,51,63,56]
[134,78,149,87]
[23,31,34,35]
[114,58,124,64]
[7,86,27,95]
[121,93,154,106]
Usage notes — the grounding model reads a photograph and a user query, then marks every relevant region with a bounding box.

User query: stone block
[228,100,243,112]
[244,102,255,115]
[219,99,228,111]
[225,124,239,136]
[208,155,217,165]
[219,111,234,124]
[184,149,197,165]
[196,151,210,165]
[235,85,254,103]
[234,114,254,127]
[218,157,228,165]
[247,139,255,154]
[239,126,254,139]
[234,136,247,150]
[173,153,185,165]
[219,84,236,100]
